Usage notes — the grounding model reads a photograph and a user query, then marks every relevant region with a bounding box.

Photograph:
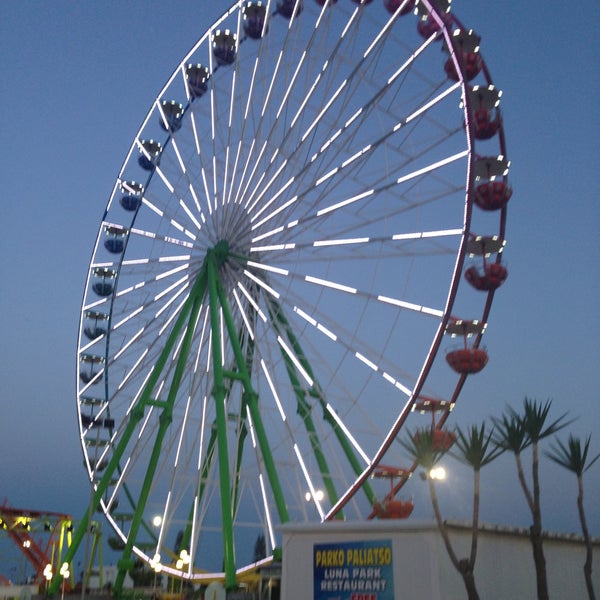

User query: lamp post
[150,554,162,599]
[429,466,446,480]
[60,563,70,600]
[304,489,324,502]
[43,564,53,593]
[176,550,191,597]
[150,516,163,598]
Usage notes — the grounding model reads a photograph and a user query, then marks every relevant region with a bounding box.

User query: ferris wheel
[64,0,511,591]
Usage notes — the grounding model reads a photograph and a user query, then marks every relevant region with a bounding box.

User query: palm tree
[493,398,571,600]
[453,424,504,586]
[545,435,600,599]
[401,424,501,600]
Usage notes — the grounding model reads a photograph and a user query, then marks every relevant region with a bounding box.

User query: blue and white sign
[313,539,395,600]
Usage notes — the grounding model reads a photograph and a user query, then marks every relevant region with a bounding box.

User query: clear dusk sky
[0,0,598,577]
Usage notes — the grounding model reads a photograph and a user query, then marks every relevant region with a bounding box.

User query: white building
[86,565,133,592]
[280,520,600,599]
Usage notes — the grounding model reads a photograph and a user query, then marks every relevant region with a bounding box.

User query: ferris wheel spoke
[240,14,444,226]
[226,10,306,211]
[82,296,111,312]
[245,255,445,321]
[186,108,215,218]
[235,5,366,216]
[281,278,420,400]
[111,292,204,410]
[112,269,209,577]
[219,50,243,221]
[139,196,199,243]
[138,153,203,235]
[248,143,467,247]
[117,166,204,239]
[206,26,246,213]
[263,294,378,507]
[156,109,211,229]
[152,395,195,543]
[252,226,462,260]
[245,265,436,435]
[177,77,223,227]
[288,7,361,135]
[249,78,463,236]
[263,294,355,437]
[110,223,197,251]
[228,4,327,210]
[105,279,191,332]
[254,310,358,512]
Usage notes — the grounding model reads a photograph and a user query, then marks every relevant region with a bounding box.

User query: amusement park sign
[313,539,395,600]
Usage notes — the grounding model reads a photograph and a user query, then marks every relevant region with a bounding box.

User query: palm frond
[521,397,572,442]
[400,428,445,470]
[453,423,504,470]
[492,411,528,453]
[545,434,600,476]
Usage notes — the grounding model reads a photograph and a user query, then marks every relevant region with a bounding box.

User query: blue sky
[1,0,598,578]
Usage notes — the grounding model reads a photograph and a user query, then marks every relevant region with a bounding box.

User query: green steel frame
[55,242,372,596]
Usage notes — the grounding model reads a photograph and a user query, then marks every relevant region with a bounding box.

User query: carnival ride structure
[0,503,72,588]
[50,0,511,594]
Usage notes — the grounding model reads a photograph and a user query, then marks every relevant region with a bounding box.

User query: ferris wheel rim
[74,0,510,583]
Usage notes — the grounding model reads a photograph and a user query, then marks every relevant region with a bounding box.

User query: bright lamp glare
[305,489,325,502]
[430,467,446,480]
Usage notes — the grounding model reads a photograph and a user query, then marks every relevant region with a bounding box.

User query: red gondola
[474,180,512,211]
[373,499,414,519]
[417,13,452,38]
[444,30,482,82]
[473,108,501,140]
[445,319,488,375]
[372,465,413,519]
[373,465,411,479]
[446,347,488,374]
[445,52,482,82]
[464,263,508,291]
[464,235,508,292]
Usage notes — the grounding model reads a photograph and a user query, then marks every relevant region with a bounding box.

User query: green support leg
[214,264,290,525]
[48,266,208,597]
[113,270,208,595]
[207,251,237,590]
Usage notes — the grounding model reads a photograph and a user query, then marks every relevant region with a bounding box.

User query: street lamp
[60,563,70,600]
[150,553,162,597]
[429,466,446,480]
[43,564,53,592]
[304,489,324,502]
[176,550,191,595]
